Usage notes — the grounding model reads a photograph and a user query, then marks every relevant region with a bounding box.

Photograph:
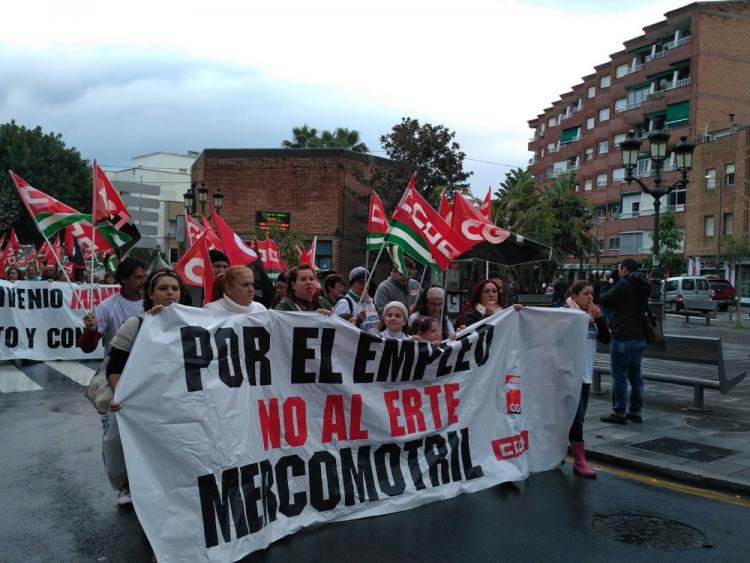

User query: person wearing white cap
[334,266,380,335]
[380,301,410,339]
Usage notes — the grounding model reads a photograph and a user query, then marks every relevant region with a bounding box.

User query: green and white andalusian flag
[384,177,468,271]
[11,171,89,238]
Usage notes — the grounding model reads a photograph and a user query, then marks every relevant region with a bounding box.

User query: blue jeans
[610,339,647,416]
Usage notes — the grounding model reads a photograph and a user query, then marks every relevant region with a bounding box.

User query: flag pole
[88,161,98,310]
[438,265,449,333]
[41,232,85,309]
[412,265,428,306]
[359,242,386,306]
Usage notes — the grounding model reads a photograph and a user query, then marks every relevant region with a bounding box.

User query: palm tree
[281,125,320,149]
[281,126,369,152]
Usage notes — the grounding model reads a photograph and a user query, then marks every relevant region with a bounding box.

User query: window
[612,168,626,182]
[706,168,716,190]
[627,87,650,109]
[613,133,626,146]
[585,147,594,160]
[596,173,608,187]
[704,215,714,236]
[596,207,606,219]
[682,279,695,291]
[586,116,595,129]
[598,140,608,154]
[560,126,581,144]
[584,179,593,191]
[597,239,605,252]
[598,107,610,121]
[620,232,643,255]
[666,280,678,292]
[548,117,557,127]
[600,75,611,88]
[609,237,620,250]
[169,248,179,264]
[587,85,596,98]
[614,98,627,113]
[668,185,686,210]
[724,213,734,235]
[609,203,621,217]
[631,201,640,215]
[315,240,333,270]
[725,163,735,186]
[696,279,709,291]
[616,64,629,78]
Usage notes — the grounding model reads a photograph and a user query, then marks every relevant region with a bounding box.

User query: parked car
[706,276,737,311]
[660,275,715,313]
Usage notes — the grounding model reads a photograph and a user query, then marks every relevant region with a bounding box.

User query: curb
[586,447,750,497]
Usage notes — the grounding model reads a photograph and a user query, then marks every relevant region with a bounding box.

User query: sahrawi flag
[366,192,388,250]
[93,162,141,251]
[208,202,257,265]
[174,231,214,304]
[385,176,468,270]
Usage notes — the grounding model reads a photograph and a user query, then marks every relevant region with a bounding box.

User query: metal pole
[716,178,722,275]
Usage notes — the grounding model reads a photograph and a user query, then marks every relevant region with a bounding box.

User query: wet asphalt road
[1,353,748,563]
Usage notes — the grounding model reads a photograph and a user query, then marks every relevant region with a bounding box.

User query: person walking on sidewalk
[564,280,611,477]
[599,258,651,425]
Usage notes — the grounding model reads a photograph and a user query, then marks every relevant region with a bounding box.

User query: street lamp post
[619,125,695,308]
[183,183,223,217]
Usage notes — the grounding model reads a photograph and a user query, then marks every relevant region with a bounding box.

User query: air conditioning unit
[675,204,685,212]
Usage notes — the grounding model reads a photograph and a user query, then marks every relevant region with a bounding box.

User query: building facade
[686,124,749,300]
[191,149,391,275]
[527,1,750,274]
[107,151,198,255]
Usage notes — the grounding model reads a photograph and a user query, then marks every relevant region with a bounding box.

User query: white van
[660,276,714,313]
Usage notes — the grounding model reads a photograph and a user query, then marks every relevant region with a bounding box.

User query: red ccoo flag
[174,232,214,304]
[201,214,223,251]
[208,203,257,265]
[479,186,492,222]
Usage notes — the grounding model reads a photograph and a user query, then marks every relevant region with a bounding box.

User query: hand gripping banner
[116,306,588,562]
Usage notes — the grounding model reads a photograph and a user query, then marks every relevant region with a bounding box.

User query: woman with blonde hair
[205,265,267,314]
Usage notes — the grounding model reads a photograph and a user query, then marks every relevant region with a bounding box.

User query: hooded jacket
[599,272,652,340]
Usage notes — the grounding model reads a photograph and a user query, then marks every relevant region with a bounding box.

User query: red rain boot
[571,442,596,478]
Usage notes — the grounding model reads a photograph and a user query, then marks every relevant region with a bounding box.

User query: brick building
[686,124,749,299]
[527,1,750,275]
[191,149,391,275]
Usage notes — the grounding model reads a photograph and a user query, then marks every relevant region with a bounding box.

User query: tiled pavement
[585,311,750,494]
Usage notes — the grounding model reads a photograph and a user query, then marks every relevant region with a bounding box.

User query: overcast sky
[1,0,693,196]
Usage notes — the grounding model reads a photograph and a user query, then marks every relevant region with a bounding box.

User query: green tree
[0,120,91,242]
[368,117,472,212]
[641,211,685,275]
[282,125,369,152]
[721,235,750,327]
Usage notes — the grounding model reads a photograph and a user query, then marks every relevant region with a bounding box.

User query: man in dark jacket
[598,258,652,424]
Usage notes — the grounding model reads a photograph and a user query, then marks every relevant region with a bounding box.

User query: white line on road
[0,364,43,393]
[44,361,96,386]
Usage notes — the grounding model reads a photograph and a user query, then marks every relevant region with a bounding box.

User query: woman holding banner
[205,266,267,314]
[274,264,331,314]
[103,269,185,506]
[564,280,611,478]
[459,279,508,327]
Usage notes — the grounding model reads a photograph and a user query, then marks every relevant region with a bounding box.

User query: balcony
[645,50,668,63]
[560,105,583,121]
[559,135,581,146]
[663,36,692,50]
[547,145,560,153]
[626,63,644,75]
[665,203,686,212]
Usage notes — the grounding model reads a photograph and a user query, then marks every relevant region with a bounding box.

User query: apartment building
[527,1,750,273]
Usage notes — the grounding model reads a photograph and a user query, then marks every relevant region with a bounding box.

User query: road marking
[44,361,96,386]
[0,364,43,393]
[592,460,750,508]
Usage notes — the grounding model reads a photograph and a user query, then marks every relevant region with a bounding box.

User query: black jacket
[599,272,651,340]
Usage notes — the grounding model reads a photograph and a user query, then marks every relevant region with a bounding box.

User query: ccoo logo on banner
[0,280,108,360]
[115,306,588,562]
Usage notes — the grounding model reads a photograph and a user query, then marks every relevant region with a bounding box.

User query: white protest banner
[0,280,109,360]
[116,306,587,562]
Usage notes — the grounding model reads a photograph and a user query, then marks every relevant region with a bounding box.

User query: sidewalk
[584,311,750,495]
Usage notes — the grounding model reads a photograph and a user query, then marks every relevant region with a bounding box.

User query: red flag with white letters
[174,232,214,304]
[480,186,492,222]
[184,213,205,247]
[201,214,223,251]
[208,203,257,265]
[451,192,510,248]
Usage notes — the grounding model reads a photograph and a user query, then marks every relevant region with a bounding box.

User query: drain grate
[685,417,750,432]
[593,514,710,550]
[630,437,736,462]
